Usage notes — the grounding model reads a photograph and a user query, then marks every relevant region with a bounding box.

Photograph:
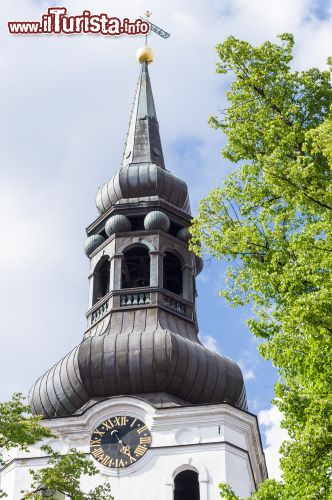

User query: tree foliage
[191,34,332,499]
[0,394,113,499]
[21,446,113,500]
[0,394,52,454]
[219,480,284,500]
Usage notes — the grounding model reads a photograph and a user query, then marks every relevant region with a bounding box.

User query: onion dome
[105,214,131,236]
[96,165,190,215]
[176,227,191,243]
[29,315,247,418]
[144,210,170,232]
[84,234,105,257]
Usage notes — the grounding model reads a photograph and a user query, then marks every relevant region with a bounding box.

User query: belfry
[1,48,267,499]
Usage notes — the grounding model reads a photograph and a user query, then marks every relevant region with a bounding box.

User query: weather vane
[141,10,170,43]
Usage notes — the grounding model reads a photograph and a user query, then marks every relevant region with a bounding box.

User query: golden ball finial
[136,46,154,64]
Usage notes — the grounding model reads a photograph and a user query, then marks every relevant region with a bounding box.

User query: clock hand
[120,444,131,456]
[120,444,136,462]
[110,429,135,459]
[110,429,125,445]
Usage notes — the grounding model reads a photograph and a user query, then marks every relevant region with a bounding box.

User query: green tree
[190,34,332,499]
[219,480,284,499]
[21,446,113,500]
[0,393,52,454]
[0,394,113,499]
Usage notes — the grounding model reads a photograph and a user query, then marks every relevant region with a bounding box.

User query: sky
[0,0,331,482]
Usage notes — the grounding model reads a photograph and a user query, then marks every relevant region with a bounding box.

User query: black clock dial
[90,416,152,468]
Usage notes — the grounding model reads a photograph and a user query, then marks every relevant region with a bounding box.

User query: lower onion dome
[29,329,247,418]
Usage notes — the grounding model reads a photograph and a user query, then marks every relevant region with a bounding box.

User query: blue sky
[196,260,277,414]
[0,0,331,479]
[311,0,332,18]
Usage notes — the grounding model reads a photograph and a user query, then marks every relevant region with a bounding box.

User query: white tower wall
[0,397,267,499]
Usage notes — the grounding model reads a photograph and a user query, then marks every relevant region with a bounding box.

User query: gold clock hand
[120,444,136,463]
[111,429,125,445]
[120,444,131,456]
[110,428,138,460]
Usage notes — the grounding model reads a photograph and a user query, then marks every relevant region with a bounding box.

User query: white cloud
[237,359,256,381]
[201,335,220,353]
[248,397,264,412]
[242,366,255,381]
[237,351,257,381]
[258,406,289,480]
[196,270,210,284]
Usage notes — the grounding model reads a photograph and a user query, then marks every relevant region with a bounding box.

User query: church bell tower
[1,48,267,499]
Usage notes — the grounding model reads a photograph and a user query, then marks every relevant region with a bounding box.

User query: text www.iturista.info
[8,8,150,36]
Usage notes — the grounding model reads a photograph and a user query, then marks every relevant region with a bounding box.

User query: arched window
[174,470,200,500]
[93,258,110,304]
[163,252,183,295]
[122,246,150,289]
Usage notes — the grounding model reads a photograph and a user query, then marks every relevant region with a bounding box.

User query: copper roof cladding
[28,52,248,418]
[29,310,247,418]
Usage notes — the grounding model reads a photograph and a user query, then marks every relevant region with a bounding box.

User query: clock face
[90,416,152,468]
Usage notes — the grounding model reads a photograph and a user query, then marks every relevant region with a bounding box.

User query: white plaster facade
[0,396,267,499]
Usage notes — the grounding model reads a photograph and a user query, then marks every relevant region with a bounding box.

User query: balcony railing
[88,288,190,326]
[91,300,109,324]
[162,295,186,316]
[120,292,151,307]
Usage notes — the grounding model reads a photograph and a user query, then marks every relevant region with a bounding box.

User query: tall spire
[28,45,248,420]
[122,49,165,169]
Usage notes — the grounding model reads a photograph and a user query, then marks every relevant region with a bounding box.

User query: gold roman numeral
[93,428,105,437]
[135,445,147,457]
[90,438,101,447]
[115,458,125,467]
[113,416,127,426]
[103,419,114,430]
[140,436,151,445]
[100,455,112,467]
[137,424,148,434]
[92,448,104,459]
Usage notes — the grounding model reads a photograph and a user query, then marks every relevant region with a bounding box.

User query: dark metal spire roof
[95,58,190,215]
[122,61,165,169]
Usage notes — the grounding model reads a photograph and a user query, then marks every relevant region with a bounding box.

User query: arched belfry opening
[122,246,150,289]
[163,252,183,295]
[93,258,110,305]
[174,470,200,500]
